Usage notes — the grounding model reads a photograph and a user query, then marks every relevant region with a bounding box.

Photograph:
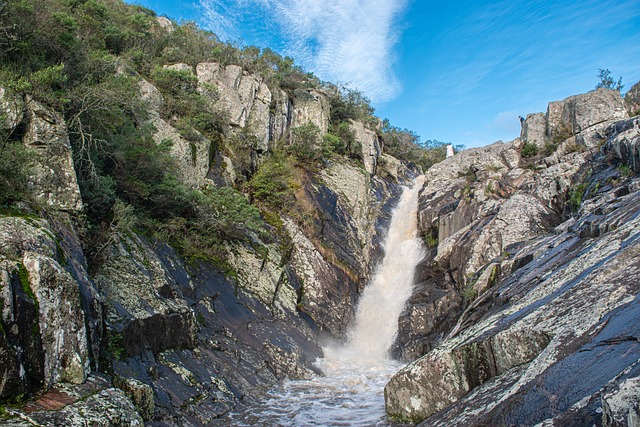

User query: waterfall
[221,176,427,427]
[329,175,426,362]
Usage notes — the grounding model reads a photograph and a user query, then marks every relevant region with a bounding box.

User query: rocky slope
[386,87,640,426]
[0,54,414,425]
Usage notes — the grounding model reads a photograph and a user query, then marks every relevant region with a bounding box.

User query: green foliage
[18,264,38,311]
[0,141,32,208]
[568,183,587,212]
[618,164,633,177]
[521,142,538,158]
[327,84,375,125]
[288,123,323,163]
[199,186,264,238]
[249,152,296,210]
[462,282,478,302]
[381,119,459,170]
[596,68,624,92]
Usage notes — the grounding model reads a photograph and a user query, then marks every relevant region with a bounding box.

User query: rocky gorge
[0,16,415,423]
[1,4,640,426]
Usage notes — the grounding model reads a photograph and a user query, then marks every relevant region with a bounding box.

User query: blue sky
[132,0,640,148]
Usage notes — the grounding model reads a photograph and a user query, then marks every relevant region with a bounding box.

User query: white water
[226,177,426,426]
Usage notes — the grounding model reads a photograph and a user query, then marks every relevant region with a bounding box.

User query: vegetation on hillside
[0,0,451,264]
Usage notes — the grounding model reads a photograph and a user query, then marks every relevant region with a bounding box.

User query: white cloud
[199,0,408,103]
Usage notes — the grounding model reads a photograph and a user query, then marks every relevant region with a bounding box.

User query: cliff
[386,87,640,426]
[0,11,416,424]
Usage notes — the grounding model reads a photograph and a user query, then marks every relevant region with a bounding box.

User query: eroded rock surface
[23,99,83,211]
[386,111,640,426]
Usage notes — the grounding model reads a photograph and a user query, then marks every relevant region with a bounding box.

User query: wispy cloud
[199,0,408,103]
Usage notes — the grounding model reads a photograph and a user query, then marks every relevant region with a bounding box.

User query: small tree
[596,68,624,92]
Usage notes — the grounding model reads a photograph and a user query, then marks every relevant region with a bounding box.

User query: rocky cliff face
[0,56,411,425]
[386,88,640,426]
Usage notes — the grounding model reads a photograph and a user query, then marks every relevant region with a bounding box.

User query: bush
[521,142,538,158]
[288,123,323,163]
[0,141,33,208]
[249,153,296,210]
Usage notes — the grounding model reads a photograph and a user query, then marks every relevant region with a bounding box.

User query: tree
[596,68,624,92]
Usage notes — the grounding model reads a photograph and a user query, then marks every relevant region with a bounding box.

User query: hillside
[0,0,437,424]
[1,0,640,426]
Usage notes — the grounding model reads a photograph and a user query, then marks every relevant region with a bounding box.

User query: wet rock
[602,375,640,427]
[0,260,44,400]
[285,219,355,335]
[388,169,640,426]
[385,329,550,423]
[23,99,83,212]
[93,233,196,356]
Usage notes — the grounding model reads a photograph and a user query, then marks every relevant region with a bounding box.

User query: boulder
[113,375,154,421]
[606,117,640,173]
[23,99,83,212]
[22,252,89,386]
[386,329,550,423]
[156,16,174,32]
[23,388,144,426]
[163,63,192,73]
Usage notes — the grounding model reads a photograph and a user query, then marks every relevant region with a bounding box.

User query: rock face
[350,120,383,176]
[197,63,272,151]
[23,99,83,211]
[545,88,629,139]
[22,252,89,386]
[521,112,547,148]
[386,109,640,425]
[0,217,92,399]
[625,80,640,116]
[138,77,212,186]
[291,89,330,134]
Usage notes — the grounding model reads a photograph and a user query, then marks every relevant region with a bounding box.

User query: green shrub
[0,141,32,209]
[249,153,296,210]
[618,164,633,177]
[289,123,323,163]
[521,142,538,158]
[568,183,587,212]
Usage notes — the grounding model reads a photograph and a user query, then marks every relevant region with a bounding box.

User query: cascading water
[226,176,426,426]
